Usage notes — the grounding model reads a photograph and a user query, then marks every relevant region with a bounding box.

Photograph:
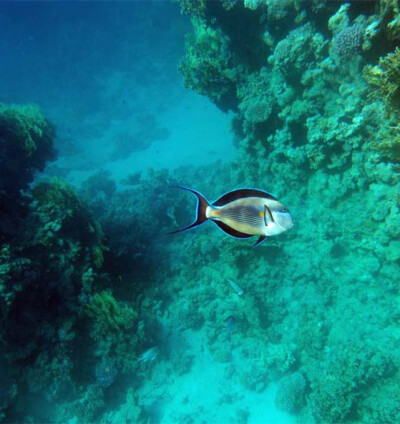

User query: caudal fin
[168,186,209,234]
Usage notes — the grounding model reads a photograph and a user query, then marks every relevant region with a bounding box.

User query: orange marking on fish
[259,211,265,218]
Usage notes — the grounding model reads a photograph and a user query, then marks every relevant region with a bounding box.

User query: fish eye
[276,207,288,213]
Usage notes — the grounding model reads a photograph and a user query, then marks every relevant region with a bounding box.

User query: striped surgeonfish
[169,187,293,247]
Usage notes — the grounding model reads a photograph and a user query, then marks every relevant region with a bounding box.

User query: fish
[168,186,293,247]
[228,279,244,296]
[225,315,237,333]
[138,347,159,362]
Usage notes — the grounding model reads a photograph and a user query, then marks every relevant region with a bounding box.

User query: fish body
[228,279,244,296]
[138,347,158,362]
[169,187,293,247]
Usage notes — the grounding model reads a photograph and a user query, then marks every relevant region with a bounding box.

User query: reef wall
[1,1,400,423]
[164,0,400,422]
[0,105,146,422]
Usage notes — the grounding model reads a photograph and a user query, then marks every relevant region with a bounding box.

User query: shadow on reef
[0,104,164,422]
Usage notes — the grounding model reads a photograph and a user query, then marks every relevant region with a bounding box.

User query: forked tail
[168,186,209,234]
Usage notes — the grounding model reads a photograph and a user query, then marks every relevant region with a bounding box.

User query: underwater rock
[268,24,326,80]
[328,4,351,35]
[0,104,55,198]
[177,0,206,17]
[243,0,264,10]
[267,0,297,21]
[179,21,239,112]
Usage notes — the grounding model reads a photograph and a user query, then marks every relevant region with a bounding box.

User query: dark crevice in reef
[207,1,270,72]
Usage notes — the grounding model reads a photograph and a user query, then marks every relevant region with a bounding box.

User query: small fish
[228,279,244,296]
[224,315,237,333]
[138,347,158,362]
[169,187,293,247]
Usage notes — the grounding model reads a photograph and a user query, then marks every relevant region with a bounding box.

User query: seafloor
[0,1,400,423]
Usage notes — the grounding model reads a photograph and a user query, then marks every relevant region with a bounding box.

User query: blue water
[0,1,400,423]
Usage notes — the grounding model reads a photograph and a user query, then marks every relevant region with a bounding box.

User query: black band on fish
[213,188,277,207]
[264,204,275,226]
[212,220,253,239]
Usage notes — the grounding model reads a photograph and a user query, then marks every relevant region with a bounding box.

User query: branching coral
[370,124,400,163]
[86,290,137,338]
[86,290,140,372]
[363,47,400,113]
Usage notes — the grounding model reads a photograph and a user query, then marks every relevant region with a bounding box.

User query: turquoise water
[0,1,400,423]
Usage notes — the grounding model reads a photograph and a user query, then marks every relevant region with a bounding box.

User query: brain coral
[95,359,117,388]
[275,371,306,412]
[332,25,363,59]
[244,100,273,123]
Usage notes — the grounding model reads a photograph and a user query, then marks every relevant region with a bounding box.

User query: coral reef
[0,104,55,198]
[363,47,400,112]
[332,24,363,59]
[0,104,146,422]
[237,68,275,126]
[179,19,239,111]
[169,1,400,423]
[95,359,118,388]
[3,1,400,423]
[268,23,326,80]
[177,0,206,18]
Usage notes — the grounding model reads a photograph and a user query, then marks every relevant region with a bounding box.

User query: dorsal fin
[212,188,277,207]
[212,220,253,239]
